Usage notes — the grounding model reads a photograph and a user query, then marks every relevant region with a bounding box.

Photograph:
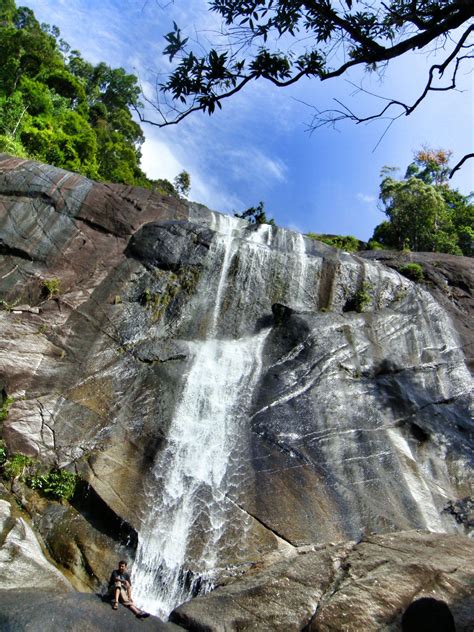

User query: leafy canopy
[372,148,473,256]
[0,0,182,194]
[235,201,276,225]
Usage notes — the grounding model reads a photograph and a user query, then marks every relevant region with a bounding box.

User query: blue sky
[22,0,474,240]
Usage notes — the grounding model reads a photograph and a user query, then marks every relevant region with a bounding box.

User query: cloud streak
[357,193,376,204]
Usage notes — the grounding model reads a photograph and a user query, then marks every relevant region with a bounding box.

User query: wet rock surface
[126,220,215,271]
[0,155,472,620]
[0,497,72,592]
[360,250,474,371]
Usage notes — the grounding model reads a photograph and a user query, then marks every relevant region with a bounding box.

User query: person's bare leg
[126,603,150,618]
[112,587,120,609]
[128,604,140,615]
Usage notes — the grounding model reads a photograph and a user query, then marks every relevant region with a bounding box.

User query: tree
[0,0,16,24]
[235,201,275,225]
[372,148,473,255]
[0,0,180,193]
[140,0,473,175]
[174,170,191,198]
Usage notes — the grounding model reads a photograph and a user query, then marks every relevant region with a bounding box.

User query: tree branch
[140,0,474,128]
[449,153,474,179]
[305,27,473,147]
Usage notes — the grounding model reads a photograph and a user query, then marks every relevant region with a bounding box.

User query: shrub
[0,395,14,422]
[0,440,6,466]
[0,133,30,158]
[0,443,78,501]
[235,201,276,225]
[354,282,373,313]
[145,178,177,196]
[367,239,384,250]
[28,469,77,501]
[306,233,361,252]
[399,263,424,283]
[42,277,60,298]
[0,298,20,311]
[2,453,33,479]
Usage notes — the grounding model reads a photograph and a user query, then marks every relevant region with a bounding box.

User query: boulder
[0,498,72,592]
[171,531,474,631]
[0,590,182,631]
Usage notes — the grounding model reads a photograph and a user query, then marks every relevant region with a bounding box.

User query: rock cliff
[0,154,472,629]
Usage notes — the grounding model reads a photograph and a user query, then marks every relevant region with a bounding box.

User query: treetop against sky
[16,0,474,240]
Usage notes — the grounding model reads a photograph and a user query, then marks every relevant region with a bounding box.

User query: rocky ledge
[172,530,474,631]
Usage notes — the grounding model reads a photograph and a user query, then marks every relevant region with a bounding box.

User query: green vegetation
[0,394,14,422]
[151,0,472,167]
[0,439,78,501]
[42,277,60,298]
[306,233,361,252]
[142,267,201,321]
[235,201,275,226]
[28,469,77,501]
[174,170,191,199]
[366,240,384,251]
[399,263,424,283]
[2,453,32,479]
[0,0,179,194]
[0,387,76,501]
[372,149,473,256]
[0,298,19,311]
[353,282,373,313]
[0,440,7,465]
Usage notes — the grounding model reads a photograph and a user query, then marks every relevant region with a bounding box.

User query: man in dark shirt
[109,560,149,619]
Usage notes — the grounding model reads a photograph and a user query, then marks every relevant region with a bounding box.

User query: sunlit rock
[0,155,472,623]
[0,498,72,591]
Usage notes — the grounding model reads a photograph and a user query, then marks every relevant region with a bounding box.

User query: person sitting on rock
[109,560,149,619]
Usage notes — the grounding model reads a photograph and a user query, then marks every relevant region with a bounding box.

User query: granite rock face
[171,531,474,632]
[0,590,181,632]
[360,250,474,372]
[0,155,472,620]
[0,497,72,592]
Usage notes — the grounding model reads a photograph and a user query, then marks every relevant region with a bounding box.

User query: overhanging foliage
[141,0,473,174]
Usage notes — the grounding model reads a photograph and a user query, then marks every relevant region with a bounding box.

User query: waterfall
[132,214,304,618]
[131,333,268,617]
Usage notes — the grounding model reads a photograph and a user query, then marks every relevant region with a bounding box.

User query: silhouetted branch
[139,1,474,128]
[304,25,473,164]
[449,153,474,179]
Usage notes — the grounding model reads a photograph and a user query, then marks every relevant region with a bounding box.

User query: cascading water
[128,213,463,618]
[131,333,268,617]
[131,215,317,618]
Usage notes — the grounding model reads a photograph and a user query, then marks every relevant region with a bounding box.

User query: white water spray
[132,332,268,617]
[132,215,284,617]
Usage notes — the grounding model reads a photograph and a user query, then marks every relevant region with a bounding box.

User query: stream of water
[132,215,299,617]
[130,213,461,618]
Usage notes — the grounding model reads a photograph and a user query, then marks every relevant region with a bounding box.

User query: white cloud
[140,135,243,212]
[140,137,183,182]
[190,174,243,213]
[226,148,287,184]
[357,193,376,204]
